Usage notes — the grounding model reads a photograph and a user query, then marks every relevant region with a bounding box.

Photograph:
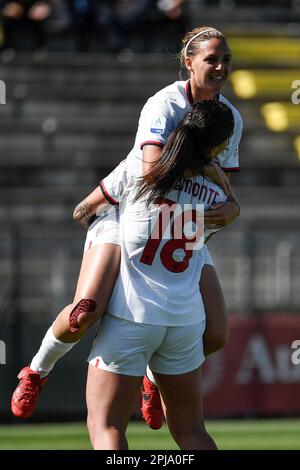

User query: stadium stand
[1,45,299,311]
[1,0,300,421]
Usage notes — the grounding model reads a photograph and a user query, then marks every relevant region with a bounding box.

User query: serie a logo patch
[150,116,166,134]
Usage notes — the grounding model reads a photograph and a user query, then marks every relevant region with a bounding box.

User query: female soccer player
[11,26,242,420]
[86,99,235,449]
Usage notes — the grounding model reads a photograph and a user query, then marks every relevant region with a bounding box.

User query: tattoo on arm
[73,201,95,229]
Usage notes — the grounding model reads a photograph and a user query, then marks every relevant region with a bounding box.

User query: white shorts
[84,206,120,252]
[88,314,206,376]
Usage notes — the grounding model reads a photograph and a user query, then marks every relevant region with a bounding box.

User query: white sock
[30,326,78,378]
[146,365,157,387]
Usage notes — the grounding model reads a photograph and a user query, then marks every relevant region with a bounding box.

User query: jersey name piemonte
[101,158,226,327]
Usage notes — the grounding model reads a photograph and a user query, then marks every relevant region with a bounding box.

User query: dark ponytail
[136,100,234,205]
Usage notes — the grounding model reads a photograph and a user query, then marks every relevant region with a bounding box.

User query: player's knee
[69,298,98,333]
[171,425,207,448]
[87,413,106,448]
[87,412,97,446]
[87,414,94,445]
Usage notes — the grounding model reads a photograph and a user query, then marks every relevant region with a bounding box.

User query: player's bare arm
[142,144,163,174]
[203,161,231,195]
[74,143,175,228]
[73,186,109,229]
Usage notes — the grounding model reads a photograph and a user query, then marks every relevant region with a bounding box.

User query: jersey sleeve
[217,110,243,172]
[138,97,176,149]
[99,160,128,205]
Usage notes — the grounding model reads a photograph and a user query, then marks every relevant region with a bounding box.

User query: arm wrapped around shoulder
[203,161,231,196]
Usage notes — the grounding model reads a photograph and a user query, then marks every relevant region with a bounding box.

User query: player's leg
[86,314,164,449]
[86,365,142,450]
[29,242,120,373]
[153,367,217,450]
[145,322,210,449]
[141,263,228,430]
[200,264,228,356]
[52,242,120,341]
[11,242,120,418]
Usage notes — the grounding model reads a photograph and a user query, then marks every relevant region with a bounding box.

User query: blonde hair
[179,26,227,68]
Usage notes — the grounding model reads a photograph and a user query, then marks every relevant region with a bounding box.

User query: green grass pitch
[0,419,300,450]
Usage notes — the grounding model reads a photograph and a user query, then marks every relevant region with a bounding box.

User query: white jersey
[126,80,243,172]
[100,157,227,327]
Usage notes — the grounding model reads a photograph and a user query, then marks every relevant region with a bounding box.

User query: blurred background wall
[0,0,300,421]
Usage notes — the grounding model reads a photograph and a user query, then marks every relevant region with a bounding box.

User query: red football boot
[141,375,164,430]
[11,366,48,419]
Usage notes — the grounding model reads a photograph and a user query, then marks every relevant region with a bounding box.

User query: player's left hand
[204,200,240,228]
